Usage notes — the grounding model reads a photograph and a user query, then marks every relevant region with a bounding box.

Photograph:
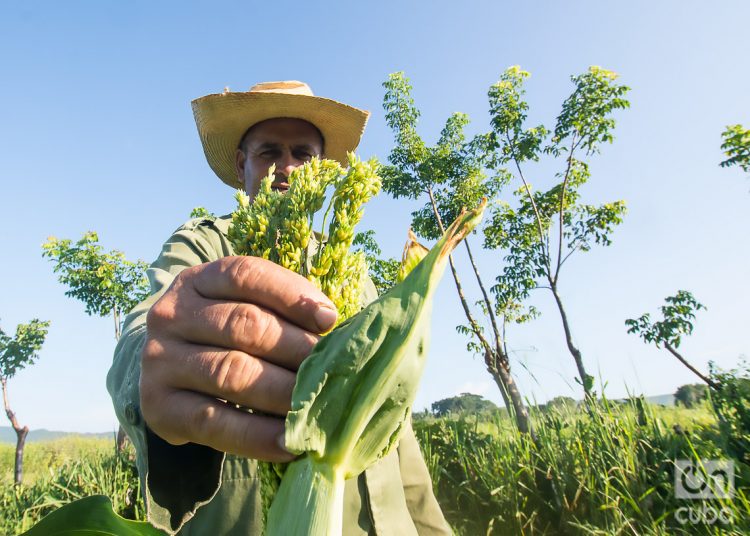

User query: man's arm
[107,217,337,533]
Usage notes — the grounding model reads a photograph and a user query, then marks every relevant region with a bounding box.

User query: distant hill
[0,427,113,444]
[645,393,675,406]
[602,393,675,407]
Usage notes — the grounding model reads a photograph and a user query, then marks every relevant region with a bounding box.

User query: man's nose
[275,153,302,179]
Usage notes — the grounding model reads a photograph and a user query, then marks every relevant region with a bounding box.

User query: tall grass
[415,399,749,535]
[2,402,748,535]
[0,437,143,534]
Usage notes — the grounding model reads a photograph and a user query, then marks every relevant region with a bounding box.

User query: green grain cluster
[229,154,381,322]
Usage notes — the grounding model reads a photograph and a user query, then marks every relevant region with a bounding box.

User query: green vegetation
[720,124,750,175]
[416,400,749,535]
[627,291,717,389]
[431,392,499,417]
[675,384,709,409]
[0,437,143,534]
[0,319,50,485]
[4,400,748,535]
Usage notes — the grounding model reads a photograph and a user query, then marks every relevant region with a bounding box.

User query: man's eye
[259,150,279,159]
[295,151,314,160]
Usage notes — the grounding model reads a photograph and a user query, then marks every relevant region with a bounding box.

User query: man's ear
[235,149,246,187]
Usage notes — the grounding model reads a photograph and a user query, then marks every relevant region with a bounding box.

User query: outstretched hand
[139,256,337,462]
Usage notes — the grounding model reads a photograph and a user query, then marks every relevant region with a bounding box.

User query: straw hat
[192,81,370,188]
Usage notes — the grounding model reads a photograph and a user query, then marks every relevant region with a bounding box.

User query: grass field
[0,437,143,534]
[1,400,747,535]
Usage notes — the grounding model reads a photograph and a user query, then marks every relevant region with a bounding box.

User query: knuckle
[227,303,269,343]
[140,339,163,365]
[188,403,220,440]
[146,295,175,329]
[213,350,263,396]
[227,256,264,289]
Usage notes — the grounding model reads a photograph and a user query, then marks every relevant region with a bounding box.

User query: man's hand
[139,256,337,462]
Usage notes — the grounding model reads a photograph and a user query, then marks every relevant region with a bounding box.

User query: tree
[0,318,50,484]
[625,290,719,389]
[42,232,150,449]
[352,230,400,294]
[674,383,708,408]
[42,232,149,340]
[544,395,577,412]
[189,206,216,220]
[483,66,629,400]
[720,124,750,174]
[431,392,498,417]
[381,72,533,435]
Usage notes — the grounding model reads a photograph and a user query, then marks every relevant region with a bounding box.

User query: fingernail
[314,305,337,331]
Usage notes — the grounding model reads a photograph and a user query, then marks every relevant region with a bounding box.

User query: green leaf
[20,495,165,536]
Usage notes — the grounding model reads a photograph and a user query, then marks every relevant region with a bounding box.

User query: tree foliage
[381,71,534,437]
[626,290,717,389]
[352,230,399,295]
[543,395,577,412]
[0,318,50,484]
[431,393,498,417]
[720,124,750,174]
[625,290,704,349]
[482,66,629,397]
[0,319,50,380]
[710,359,750,463]
[189,206,216,220]
[382,72,505,241]
[673,383,708,408]
[42,232,150,339]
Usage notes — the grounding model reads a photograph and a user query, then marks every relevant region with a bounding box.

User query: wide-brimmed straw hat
[191,81,370,188]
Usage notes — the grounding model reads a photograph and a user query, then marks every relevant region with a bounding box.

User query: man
[107,81,451,535]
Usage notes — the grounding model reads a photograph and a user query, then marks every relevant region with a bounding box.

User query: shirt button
[124,402,141,426]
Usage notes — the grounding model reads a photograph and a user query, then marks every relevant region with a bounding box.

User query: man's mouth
[271,182,290,192]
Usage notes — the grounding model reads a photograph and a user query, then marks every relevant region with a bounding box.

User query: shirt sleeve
[398,419,453,535]
[106,216,234,534]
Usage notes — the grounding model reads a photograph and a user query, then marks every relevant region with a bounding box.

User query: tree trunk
[14,425,28,485]
[487,352,534,438]
[2,377,28,485]
[549,283,593,398]
[665,344,720,390]
[116,426,129,453]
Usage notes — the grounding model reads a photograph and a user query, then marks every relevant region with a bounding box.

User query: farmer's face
[235,118,324,199]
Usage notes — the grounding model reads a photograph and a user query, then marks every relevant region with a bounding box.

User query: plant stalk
[266,457,344,536]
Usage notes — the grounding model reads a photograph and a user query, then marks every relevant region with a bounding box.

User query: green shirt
[106,215,452,535]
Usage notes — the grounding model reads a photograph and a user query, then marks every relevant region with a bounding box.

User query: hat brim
[192,92,370,188]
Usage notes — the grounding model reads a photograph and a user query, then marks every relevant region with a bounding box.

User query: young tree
[625,290,719,389]
[381,72,533,435]
[42,231,150,449]
[483,66,629,399]
[0,318,50,484]
[42,232,149,340]
[720,124,750,175]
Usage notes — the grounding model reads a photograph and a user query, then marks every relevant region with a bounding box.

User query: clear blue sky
[1,1,748,433]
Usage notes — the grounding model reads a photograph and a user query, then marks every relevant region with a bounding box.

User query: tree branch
[426,186,493,357]
[665,343,720,390]
[555,135,578,283]
[506,133,553,277]
[464,238,503,351]
[2,377,22,433]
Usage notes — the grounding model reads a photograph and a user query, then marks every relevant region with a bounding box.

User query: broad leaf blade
[21,495,165,536]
